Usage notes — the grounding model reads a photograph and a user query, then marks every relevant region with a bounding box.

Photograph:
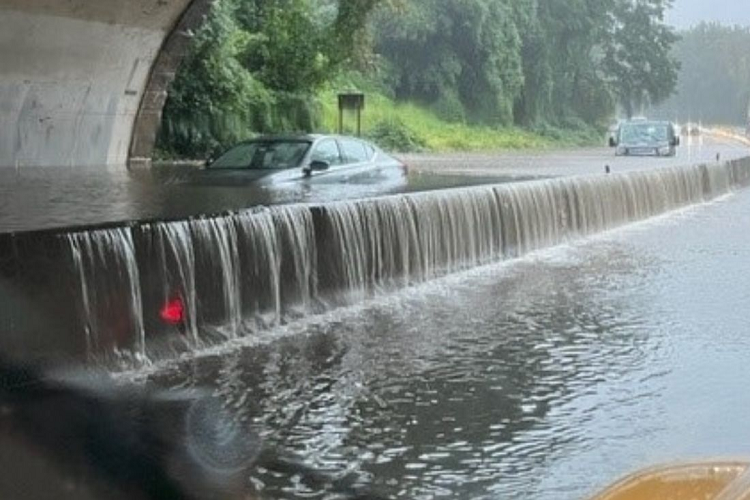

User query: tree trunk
[624,98,634,120]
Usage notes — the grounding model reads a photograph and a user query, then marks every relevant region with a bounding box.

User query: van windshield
[620,122,670,144]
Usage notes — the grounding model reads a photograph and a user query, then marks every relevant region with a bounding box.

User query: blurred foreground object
[591,461,750,500]
[0,356,260,500]
[0,357,388,500]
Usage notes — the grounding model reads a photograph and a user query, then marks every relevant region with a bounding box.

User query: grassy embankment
[317,88,604,153]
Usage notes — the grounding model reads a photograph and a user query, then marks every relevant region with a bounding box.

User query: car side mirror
[609,137,618,148]
[308,160,330,172]
[671,136,680,147]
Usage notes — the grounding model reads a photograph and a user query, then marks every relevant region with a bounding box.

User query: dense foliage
[651,23,750,125]
[157,0,680,157]
[603,0,680,118]
[158,0,383,158]
[375,0,679,126]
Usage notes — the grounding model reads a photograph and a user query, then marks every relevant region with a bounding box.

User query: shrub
[431,92,466,123]
[367,119,427,152]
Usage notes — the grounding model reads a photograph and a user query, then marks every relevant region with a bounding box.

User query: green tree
[374,0,525,126]
[603,0,680,118]
[158,0,384,158]
[235,0,332,93]
[158,0,271,158]
[521,0,616,126]
[158,0,681,157]
[651,23,750,125]
[373,0,678,127]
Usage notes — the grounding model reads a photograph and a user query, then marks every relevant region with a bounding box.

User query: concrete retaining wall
[0,0,211,168]
[2,157,750,367]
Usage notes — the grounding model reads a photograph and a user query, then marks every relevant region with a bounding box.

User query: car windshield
[620,122,670,144]
[209,141,311,170]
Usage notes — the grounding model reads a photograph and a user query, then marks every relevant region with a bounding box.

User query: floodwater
[0,166,532,234]
[137,176,750,498]
[405,135,749,178]
[1,137,745,234]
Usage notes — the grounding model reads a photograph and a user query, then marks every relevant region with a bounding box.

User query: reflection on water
[144,243,660,499]
[0,166,532,233]
[140,190,750,499]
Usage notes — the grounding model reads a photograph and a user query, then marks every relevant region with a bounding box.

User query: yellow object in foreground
[591,462,750,500]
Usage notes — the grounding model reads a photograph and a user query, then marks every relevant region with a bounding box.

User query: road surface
[139,172,750,500]
[404,134,749,178]
[0,135,747,233]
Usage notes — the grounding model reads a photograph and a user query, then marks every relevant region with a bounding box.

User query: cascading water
[192,217,243,338]
[63,158,750,364]
[149,221,199,344]
[67,228,146,361]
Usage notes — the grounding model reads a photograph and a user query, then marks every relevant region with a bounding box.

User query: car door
[307,139,345,181]
[337,138,378,183]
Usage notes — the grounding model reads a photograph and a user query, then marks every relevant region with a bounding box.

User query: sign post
[338,93,365,136]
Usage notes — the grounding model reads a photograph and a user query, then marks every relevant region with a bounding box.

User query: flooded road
[0,137,745,234]
[406,134,749,178]
[137,173,750,498]
[0,167,529,234]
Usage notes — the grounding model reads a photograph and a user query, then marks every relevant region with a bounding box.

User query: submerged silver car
[198,134,407,186]
[609,120,680,157]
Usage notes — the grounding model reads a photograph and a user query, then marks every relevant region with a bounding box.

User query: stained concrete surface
[0,0,208,168]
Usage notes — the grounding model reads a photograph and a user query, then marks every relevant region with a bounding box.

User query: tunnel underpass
[0,0,212,168]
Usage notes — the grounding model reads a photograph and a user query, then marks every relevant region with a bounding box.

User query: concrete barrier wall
[2,157,750,367]
[0,0,209,168]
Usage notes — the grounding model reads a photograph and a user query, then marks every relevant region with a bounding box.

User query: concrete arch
[0,0,213,169]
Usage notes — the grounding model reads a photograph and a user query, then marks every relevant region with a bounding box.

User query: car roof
[246,134,372,143]
[243,134,319,143]
[623,120,672,126]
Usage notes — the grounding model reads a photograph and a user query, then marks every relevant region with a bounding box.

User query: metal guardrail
[704,127,750,147]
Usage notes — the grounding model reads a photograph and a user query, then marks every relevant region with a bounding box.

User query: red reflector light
[160,297,185,325]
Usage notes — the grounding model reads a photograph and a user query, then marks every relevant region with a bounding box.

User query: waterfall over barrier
[2,158,750,365]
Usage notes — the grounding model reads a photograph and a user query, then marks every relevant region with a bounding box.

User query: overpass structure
[0,0,212,169]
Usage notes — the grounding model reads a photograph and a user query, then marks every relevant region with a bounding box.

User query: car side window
[340,139,370,164]
[364,143,376,160]
[311,140,343,166]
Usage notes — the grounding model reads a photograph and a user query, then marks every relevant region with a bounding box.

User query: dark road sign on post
[338,93,365,136]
